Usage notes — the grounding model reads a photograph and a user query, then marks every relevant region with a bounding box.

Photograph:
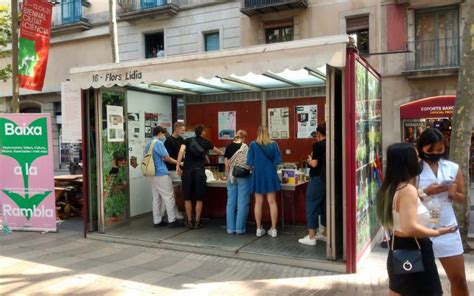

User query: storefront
[70,35,383,273]
[400,95,456,145]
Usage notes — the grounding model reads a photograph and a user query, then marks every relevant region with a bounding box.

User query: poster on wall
[61,82,82,144]
[0,113,56,231]
[403,121,425,144]
[127,112,145,179]
[268,107,289,139]
[106,105,124,142]
[295,105,318,138]
[218,111,236,139]
[144,113,159,138]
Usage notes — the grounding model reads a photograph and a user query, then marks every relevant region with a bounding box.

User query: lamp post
[11,0,19,113]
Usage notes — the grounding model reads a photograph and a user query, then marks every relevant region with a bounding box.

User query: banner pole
[11,0,19,113]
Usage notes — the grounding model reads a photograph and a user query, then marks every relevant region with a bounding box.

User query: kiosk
[70,35,383,273]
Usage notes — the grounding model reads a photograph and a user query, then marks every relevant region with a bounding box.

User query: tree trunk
[449,0,473,252]
[109,0,119,63]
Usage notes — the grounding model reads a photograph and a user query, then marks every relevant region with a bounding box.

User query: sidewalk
[1,219,474,295]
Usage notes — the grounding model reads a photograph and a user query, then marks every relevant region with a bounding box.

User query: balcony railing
[241,0,308,16]
[118,0,179,20]
[405,37,460,72]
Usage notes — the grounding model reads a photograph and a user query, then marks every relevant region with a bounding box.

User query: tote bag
[141,140,157,176]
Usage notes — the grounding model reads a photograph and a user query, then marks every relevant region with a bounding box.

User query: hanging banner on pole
[18,0,53,91]
[0,113,56,232]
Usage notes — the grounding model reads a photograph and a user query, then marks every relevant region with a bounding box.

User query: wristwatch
[418,187,428,201]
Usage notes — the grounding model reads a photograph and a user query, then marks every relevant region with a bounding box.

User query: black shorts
[181,167,207,201]
[387,236,443,296]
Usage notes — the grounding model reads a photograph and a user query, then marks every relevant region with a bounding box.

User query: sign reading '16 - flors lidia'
[0,114,56,231]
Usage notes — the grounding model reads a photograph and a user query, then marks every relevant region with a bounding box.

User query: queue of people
[377,128,469,296]
[144,122,330,241]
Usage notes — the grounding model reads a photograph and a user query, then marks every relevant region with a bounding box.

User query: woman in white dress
[417,128,469,296]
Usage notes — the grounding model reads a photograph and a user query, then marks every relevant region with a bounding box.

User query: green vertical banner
[0,113,56,231]
[18,0,53,91]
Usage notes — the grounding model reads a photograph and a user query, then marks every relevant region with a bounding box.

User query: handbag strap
[147,140,157,155]
[256,142,274,162]
[391,233,421,251]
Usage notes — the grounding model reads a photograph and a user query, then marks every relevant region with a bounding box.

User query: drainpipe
[261,91,266,126]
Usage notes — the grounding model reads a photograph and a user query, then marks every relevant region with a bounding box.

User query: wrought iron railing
[243,0,307,9]
[118,0,169,12]
[405,37,460,71]
[61,0,82,24]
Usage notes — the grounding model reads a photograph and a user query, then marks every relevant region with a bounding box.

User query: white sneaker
[316,234,327,242]
[298,235,317,246]
[256,227,266,237]
[267,228,278,238]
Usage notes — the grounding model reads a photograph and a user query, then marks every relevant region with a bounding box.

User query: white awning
[69,35,349,91]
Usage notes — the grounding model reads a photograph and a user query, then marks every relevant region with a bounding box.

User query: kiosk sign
[0,114,56,231]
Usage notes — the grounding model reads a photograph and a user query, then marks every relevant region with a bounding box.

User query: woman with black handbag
[224,130,251,235]
[376,143,456,296]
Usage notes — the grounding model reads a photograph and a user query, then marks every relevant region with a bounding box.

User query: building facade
[1,0,470,169]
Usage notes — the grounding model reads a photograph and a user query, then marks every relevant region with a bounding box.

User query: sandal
[185,220,194,229]
[194,221,202,229]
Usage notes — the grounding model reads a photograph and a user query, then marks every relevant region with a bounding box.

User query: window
[61,0,82,24]
[204,32,220,52]
[265,25,294,44]
[145,32,165,59]
[346,16,369,54]
[141,0,167,9]
[414,6,459,69]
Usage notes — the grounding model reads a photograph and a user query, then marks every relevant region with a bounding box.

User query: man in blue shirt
[144,126,181,227]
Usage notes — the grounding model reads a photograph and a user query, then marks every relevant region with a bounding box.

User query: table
[54,175,83,219]
[54,174,83,185]
[172,179,308,230]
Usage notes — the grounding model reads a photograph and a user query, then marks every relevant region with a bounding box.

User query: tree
[450,0,473,251]
[0,5,12,82]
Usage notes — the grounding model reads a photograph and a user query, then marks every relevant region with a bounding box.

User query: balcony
[240,0,308,16]
[52,0,91,35]
[404,37,460,79]
[117,0,179,21]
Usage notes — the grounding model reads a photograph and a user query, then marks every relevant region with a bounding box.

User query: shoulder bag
[231,144,251,178]
[390,234,424,275]
[141,140,158,176]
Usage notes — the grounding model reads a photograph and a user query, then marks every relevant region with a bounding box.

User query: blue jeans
[306,176,326,230]
[226,177,251,234]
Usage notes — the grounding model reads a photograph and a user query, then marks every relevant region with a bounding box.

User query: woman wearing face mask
[417,128,469,296]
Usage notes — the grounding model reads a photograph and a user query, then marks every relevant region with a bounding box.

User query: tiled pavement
[1,220,474,295]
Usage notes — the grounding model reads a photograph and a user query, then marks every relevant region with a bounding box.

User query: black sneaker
[154,221,168,228]
[185,220,194,229]
[168,221,182,228]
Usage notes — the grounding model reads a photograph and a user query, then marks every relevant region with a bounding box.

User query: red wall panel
[387,3,407,51]
[185,97,326,164]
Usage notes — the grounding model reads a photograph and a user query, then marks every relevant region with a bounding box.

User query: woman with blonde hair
[246,126,282,237]
[224,130,251,234]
